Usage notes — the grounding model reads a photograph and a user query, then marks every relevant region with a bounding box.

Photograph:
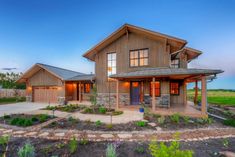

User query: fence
[0,89,26,98]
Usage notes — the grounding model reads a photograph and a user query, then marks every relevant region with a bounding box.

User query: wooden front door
[130,82,140,105]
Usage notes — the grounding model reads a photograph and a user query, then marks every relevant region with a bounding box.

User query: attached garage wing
[33,86,58,103]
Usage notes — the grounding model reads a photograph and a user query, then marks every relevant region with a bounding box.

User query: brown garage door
[33,86,58,103]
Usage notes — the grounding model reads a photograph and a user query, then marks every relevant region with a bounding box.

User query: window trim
[107,52,117,77]
[129,48,149,67]
[170,82,180,95]
[171,58,180,68]
[149,81,161,97]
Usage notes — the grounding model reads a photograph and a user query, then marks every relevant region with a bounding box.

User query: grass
[187,89,235,106]
[0,97,26,105]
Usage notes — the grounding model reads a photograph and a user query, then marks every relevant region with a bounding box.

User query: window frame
[107,52,117,77]
[129,48,149,67]
[170,82,180,95]
[149,81,161,97]
[171,58,180,68]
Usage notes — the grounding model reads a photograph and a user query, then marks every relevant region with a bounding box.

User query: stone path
[0,126,234,142]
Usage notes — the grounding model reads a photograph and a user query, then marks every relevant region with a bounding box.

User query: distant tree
[0,72,26,89]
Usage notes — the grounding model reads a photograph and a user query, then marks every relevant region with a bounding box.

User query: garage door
[33,86,58,103]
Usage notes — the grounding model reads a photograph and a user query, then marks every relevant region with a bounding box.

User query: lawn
[0,97,26,105]
[187,89,235,106]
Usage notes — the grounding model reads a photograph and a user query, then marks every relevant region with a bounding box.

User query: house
[17,63,94,104]
[83,24,223,117]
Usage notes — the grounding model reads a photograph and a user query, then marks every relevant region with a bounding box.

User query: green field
[187,89,235,106]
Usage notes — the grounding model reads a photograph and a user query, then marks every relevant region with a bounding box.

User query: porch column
[79,82,82,102]
[183,81,187,106]
[116,79,119,110]
[194,80,198,105]
[152,77,156,111]
[201,76,207,114]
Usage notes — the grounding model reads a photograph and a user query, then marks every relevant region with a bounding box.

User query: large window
[170,82,179,95]
[107,53,116,76]
[130,49,149,67]
[84,83,91,93]
[150,81,160,97]
[171,59,180,68]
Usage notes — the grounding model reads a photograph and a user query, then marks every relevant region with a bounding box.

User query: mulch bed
[0,137,234,157]
[45,118,156,131]
[0,114,54,127]
[42,104,86,113]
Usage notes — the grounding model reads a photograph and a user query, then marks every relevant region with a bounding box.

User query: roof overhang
[83,24,187,61]
[171,47,202,62]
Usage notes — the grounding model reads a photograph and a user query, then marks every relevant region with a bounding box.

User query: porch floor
[119,101,207,118]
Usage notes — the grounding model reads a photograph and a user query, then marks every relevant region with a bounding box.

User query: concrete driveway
[0,102,56,116]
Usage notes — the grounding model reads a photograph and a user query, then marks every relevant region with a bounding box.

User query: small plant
[68,136,78,154]
[95,120,102,126]
[106,143,117,157]
[68,116,77,123]
[99,107,107,114]
[31,117,38,122]
[223,119,235,127]
[79,138,88,145]
[222,138,229,148]
[55,143,65,149]
[135,146,145,154]
[83,107,93,113]
[10,117,33,127]
[3,114,11,119]
[0,135,10,155]
[157,116,165,124]
[136,121,146,127]
[18,142,35,157]
[106,124,113,129]
[183,116,190,124]
[112,111,123,116]
[197,117,213,124]
[170,113,180,123]
[39,114,49,123]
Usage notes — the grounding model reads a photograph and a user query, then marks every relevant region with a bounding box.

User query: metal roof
[110,68,223,78]
[65,74,95,81]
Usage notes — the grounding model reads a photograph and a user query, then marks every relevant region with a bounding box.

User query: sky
[0,0,234,89]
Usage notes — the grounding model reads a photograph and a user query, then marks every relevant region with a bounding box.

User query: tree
[0,72,26,89]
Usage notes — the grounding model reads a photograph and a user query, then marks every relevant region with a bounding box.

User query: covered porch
[110,68,223,117]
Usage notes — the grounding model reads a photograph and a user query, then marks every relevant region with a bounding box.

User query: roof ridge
[36,63,84,74]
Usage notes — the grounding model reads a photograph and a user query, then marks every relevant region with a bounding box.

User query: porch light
[27,86,32,91]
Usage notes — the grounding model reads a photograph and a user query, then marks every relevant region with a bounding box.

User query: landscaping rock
[117,134,132,139]
[55,132,65,137]
[148,122,156,127]
[155,126,162,131]
[219,151,235,157]
[100,134,114,138]
[87,134,96,138]
[25,131,38,136]
[39,132,49,137]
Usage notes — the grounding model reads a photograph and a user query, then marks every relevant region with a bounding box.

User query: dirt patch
[0,137,234,157]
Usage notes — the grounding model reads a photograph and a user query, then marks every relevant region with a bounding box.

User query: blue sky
[0,0,234,89]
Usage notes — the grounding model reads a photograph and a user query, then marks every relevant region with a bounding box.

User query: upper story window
[171,59,180,68]
[107,52,116,76]
[130,49,149,67]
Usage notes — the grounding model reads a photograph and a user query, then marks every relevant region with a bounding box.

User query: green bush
[223,119,235,127]
[39,114,49,123]
[18,142,35,157]
[112,111,123,116]
[68,116,77,123]
[196,117,213,124]
[31,117,38,122]
[68,137,78,154]
[183,116,190,124]
[84,107,93,113]
[46,105,56,110]
[3,114,11,119]
[136,121,146,127]
[170,113,180,123]
[95,120,102,126]
[106,143,117,157]
[10,118,33,127]
[0,135,9,148]
[106,124,113,129]
[157,116,165,124]
[99,107,107,114]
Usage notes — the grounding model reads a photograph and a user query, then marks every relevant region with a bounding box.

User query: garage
[33,86,58,103]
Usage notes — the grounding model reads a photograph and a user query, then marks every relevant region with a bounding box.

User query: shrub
[10,118,33,127]
[3,114,11,119]
[106,143,117,157]
[84,107,93,113]
[39,114,49,123]
[46,105,56,110]
[68,137,78,154]
[0,135,9,148]
[170,113,180,123]
[24,119,33,126]
[136,121,146,127]
[106,124,113,129]
[223,119,235,127]
[18,142,35,157]
[31,117,38,122]
[68,116,77,123]
[157,116,165,124]
[99,107,107,114]
[197,117,213,124]
[222,138,229,148]
[135,146,145,154]
[183,116,190,124]
[79,138,88,145]
[95,120,102,126]
[112,111,123,116]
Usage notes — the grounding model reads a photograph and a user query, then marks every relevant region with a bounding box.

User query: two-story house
[83,24,223,117]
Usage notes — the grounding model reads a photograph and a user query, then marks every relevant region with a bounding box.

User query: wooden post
[201,76,207,114]
[194,80,198,105]
[79,82,82,102]
[116,79,119,110]
[152,77,156,111]
[183,81,187,106]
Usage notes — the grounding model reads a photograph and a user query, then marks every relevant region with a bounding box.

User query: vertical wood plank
[152,77,156,111]
[116,79,119,110]
[201,76,207,114]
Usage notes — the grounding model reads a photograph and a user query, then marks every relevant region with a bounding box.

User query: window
[84,83,91,93]
[130,49,149,67]
[150,81,160,97]
[107,53,116,76]
[170,82,179,95]
[171,59,180,68]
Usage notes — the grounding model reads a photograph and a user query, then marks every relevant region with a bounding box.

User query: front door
[130,82,140,105]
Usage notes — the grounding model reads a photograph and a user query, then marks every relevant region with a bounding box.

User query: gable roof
[171,47,202,62]
[16,63,93,83]
[83,23,187,61]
